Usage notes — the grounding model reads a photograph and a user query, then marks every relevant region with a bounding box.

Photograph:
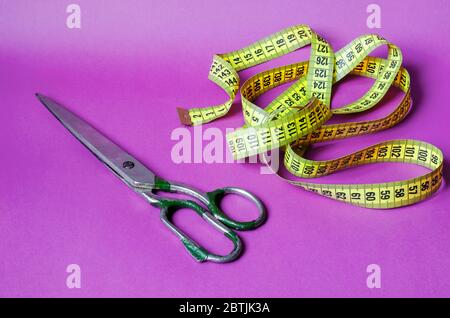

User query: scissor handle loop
[205,187,266,231]
[167,182,266,231]
[157,198,242,263]
[146,179,266,262]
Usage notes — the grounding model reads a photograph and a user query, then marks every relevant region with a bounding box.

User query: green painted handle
[206,188,266,231]
[157,197,204,216]
[157,197,242,263]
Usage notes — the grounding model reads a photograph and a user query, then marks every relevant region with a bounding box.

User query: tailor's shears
[36,94,266,263]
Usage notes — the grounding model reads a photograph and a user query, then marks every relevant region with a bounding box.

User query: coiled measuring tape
[177,25,444,208]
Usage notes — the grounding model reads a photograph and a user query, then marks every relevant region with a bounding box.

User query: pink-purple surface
[1,0,450,297]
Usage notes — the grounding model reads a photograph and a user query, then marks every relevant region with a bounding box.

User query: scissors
[36,94,266,263]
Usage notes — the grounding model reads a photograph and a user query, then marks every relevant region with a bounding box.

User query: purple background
[1,0,450,297]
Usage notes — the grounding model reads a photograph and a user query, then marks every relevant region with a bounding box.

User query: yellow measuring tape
[177,25,444,208]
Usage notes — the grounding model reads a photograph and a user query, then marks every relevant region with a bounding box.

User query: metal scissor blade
[36,93,156,190]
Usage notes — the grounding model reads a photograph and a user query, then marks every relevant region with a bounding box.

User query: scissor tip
[35,93,46,103]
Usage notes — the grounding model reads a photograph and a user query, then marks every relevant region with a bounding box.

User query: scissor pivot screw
[123,161,135,169]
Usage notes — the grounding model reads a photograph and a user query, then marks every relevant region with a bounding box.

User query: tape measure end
[177,107,193,126]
